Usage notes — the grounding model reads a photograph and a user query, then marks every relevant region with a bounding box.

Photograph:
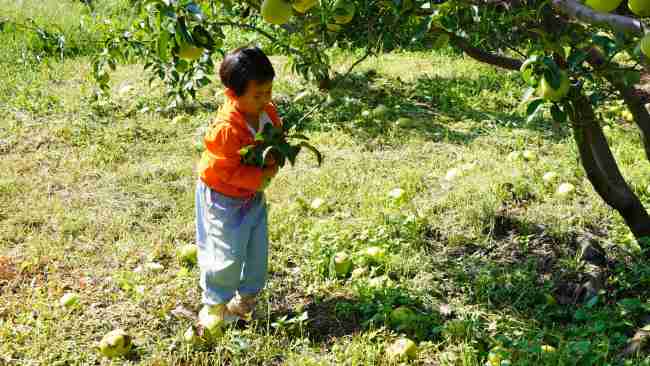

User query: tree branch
[569,89,650,246]
[585,47,650,162]
[551,0,644,35]
[213,21,302,56]
[432,27,523,70]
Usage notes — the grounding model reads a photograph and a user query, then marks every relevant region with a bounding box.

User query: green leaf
[550,104,567,123]
[543,68,560,90]
[567,49,589,69]
[526,98,545,117]
[158,29,170,62]
[592,35,616,57]
[622,70,641,88]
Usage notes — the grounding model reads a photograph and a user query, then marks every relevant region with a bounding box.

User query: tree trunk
[569,89,650,252]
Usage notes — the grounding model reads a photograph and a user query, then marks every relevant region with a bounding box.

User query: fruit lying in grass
[585,0,623,13]
[538,71,570,102]
[351,266,368,279]
[60,292,80,307]
[362,246,386,263]
[545,293,557,306]
[172,115,190,124]
[386,337,418,360]
[144,262,164,271]
[183,325,201,344]
[326,23,342,32]
[292,0,318,13]
[507,151,521,161]
[395,117,415,128]
[198,306,224,338]
[178,244,198,266]
[331,251,353,277]
[99,329,132,358]
[332,0,355,24]
[389,306,417,330]
[310,198,325,210]
[388,188,405,200]
[487,346,508,366]
[541,344,556,353]
[368,275,391,287]
[521,150,537,161]
[622,110,634,121]
[557,182,575,197]
[542,171,558,183]
[629,0,650,16]
[445,168,461,181]
[261,0,293,24]
[372,104,389,118]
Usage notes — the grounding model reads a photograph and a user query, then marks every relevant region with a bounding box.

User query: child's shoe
[226,293,257,321]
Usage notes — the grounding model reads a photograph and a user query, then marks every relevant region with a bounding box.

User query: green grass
[2,43,650,365]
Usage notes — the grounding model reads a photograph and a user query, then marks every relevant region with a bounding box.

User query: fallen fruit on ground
[388,188,405,200]
[386,337,418,360]
[172,115,190,124]
[541,344,556,353]
[351,266,368,278]
[311,197,325,210]
[198,306,224,338]
[261,0,293,24]
[331,251,353,277]
[372,104,389,118]
[326,23,342,32]
[389,306,417,330]
[59,292,80,307]
[522,150,537,161]
[542,171,558,183]
[363,246,386,263]
[557,182,575,197]
[507,151,521,161]
[487,346,508,366]
[99,329,132,358]
[178,244,198,266]
[395,117,415,128]
[183,325,201,344]
[445,168,461,181]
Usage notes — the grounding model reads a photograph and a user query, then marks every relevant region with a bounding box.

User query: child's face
[236,80,273,117]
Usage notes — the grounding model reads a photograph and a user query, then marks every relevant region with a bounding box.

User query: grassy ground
[3,12,650,366]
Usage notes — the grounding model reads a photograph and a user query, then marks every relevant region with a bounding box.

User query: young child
[195,46,281,328]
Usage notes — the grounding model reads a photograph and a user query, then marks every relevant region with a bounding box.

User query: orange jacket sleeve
[204,124,264,191]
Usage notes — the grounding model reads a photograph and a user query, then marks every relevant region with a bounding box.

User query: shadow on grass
[274,70,572,146]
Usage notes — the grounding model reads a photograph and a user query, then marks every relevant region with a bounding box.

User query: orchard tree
[93,0,650,256]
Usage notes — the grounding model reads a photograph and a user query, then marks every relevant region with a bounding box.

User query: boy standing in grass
[195,46,280,329]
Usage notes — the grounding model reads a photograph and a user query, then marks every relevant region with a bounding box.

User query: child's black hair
[219,46,275,97]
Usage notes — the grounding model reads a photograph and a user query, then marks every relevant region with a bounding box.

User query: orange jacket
[197,96,282,198]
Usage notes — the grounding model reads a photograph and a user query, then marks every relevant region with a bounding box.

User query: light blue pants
[195,180,269,305]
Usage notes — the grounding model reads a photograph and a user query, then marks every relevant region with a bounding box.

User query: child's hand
[264,152,277,167]
[262,162,278,179]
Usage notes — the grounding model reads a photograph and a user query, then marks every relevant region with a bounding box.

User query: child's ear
[225,88,237,99]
